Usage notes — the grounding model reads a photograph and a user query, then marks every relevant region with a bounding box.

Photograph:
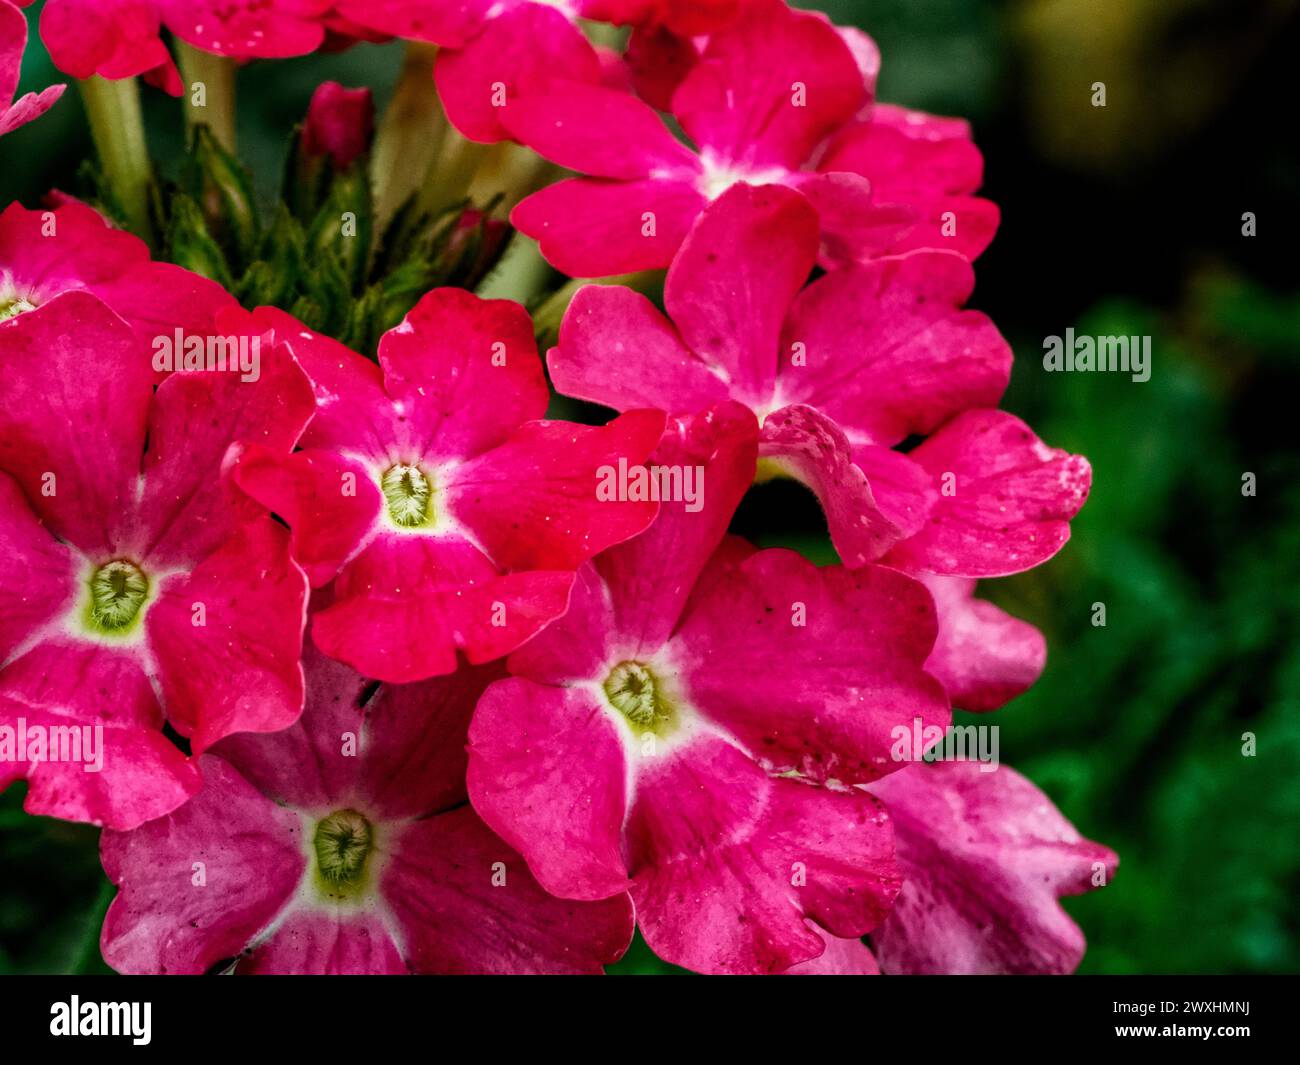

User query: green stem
[466,142,556,215]
[475,233,552,304]
[371,43,447,234]
[415,125,489,221]
[176,41,237,151]
[78,76,153,242]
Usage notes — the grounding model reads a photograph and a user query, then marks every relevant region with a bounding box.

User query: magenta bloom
[0,292,314,829]
[100,643,633,974]
[866,761,1118,974]
[230,290,665,684]
[818,103,1000,263]
[0,201,236,347]
[467,403,951,974]
[551,183,1086,584]
[0,1,65,137]
[300,81,374,169]
[505,0,879,276]
[790,762,1116,975]
[37,0,333,92]
[37,0,182,94]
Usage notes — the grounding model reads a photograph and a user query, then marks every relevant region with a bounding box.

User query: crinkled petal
[758,404,902,567]
[868,761,1118,974]
[239,908,405,974]
[100,753,305,974]
[884,410,1092,577]
[0,472,77,662]
[312,532,573,682]
[628,734,900,974]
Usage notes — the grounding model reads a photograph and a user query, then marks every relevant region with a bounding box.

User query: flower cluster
[0,0,1115,975]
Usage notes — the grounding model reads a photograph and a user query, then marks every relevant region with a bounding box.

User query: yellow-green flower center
[380,463,433,528]
[313,809,373,894]
[86,560,150,633]
[603,661,677,737]
[0,295,37,322]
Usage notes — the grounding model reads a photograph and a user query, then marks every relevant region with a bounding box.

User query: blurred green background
[2,0,1298,974]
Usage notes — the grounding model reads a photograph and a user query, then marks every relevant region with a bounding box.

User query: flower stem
[77,75,153,241]
[415,124,488,221]
[176,41,237,151]
[474,233,552,304]
[371,43,447,234]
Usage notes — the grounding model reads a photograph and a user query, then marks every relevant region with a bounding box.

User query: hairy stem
[78,75,153,241]
[176,41,237,151]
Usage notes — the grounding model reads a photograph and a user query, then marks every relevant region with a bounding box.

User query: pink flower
[505,0,884,276]
[866,761,1118,974]
[0,292,315,829]
[229,291,665,684]
[0,201,236,347]
[0,0,65,137]
[37,0,334,93]
[818,103,1001,262]
[788,763,1116,975]
[300,81,374,170]
[551,183,1086,585]
[466,403,951,974]
[100,643,634,974]
[38,0,182,95]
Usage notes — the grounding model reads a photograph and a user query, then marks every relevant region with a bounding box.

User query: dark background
[2,0,1298,974]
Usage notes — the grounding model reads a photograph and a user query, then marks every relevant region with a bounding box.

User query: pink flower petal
[664,182,817,405]
[1,642,200,829]
[671,0,864,169]
[377,287,548,460]
[884,410,1092,577]
[550,283,731,413]
[501,79,698,179]
[784,928,881,974]
[159,0,333,59]
[311,532,574,682]
[778,251,1012,447]
[0,292,152,559]
[148,518,308,754]
[758,404,902,567]
[434,5,602,143]
[868,761,1118,974]
[100,753,307,974]
[670,549,949,785]
[594,402,758,652]
[383,806,634,972]
[239,909,406,974]
[445,409,665,571]
[136,338,316,569]
[229,444,382,588]
[468,678,633,900]
[919,573,1046,712]
[628,734,900,974]
[0,472,77,662]
[37,0,174,88]
[331,0,494,46]
[512,175,706,277]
